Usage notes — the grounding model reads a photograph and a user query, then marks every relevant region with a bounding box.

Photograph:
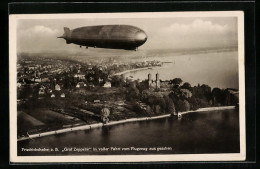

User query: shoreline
[17,106,235,142]
[178,106,235,116]
[114,66,159,76]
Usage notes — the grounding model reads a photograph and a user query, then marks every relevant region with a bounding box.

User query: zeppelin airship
[58,25,148,50]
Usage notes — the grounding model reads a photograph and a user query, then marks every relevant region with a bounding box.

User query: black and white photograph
[9,11,245,162]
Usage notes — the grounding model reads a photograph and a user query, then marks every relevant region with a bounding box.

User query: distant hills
[17,46,238,64]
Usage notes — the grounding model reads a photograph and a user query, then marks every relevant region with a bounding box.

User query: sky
[15,14,239,89]
[16,16,238,53]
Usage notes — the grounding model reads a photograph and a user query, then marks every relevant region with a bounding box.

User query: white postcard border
[9,11,246,163]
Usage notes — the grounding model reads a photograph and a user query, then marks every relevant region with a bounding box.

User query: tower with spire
[148,73,152,87]
[156,72,160,89]
[147,72,160,89]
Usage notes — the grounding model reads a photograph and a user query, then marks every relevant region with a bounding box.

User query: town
[17,53,239,139]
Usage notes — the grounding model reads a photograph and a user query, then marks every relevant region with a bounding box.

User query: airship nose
[135,31,147,43]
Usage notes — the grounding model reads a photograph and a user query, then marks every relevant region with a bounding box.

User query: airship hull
[58,25,147,50]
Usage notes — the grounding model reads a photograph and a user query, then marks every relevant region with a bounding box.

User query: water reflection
[101,126,110,136]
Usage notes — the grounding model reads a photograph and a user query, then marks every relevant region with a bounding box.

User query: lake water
[124,51,238,89]
[18,109,240,156]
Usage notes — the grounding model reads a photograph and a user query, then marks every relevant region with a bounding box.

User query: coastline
[17,106,235,142]
[178,106,235,116]
[114,66,156,76]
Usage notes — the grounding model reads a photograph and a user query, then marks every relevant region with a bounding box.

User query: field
[18,111,45,126]
[17,111,45,136]
[73,87,125,102]
[26,109,84,125]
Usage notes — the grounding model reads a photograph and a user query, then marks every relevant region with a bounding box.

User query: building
[55,84,61,91]
[98,78,104,84]
[17,83,21,88]
[47,89,52,94]
[76,82,85,88]
[148,73,160,89]
[94,100,100,103]
[38,88,45,95]
[34,78,42,83]
[74,74,85,80]
[89,84,95,88]
[103,81,111,88]
[144,73,173,91]
[41,77,50,82]
[60,93,65,98]
[115,101,125,106]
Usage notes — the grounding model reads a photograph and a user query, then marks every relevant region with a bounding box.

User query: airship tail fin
[58,27,71,43]
[58,27,70,39]
[64,27,70,36]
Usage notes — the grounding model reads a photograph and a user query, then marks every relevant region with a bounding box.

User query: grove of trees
[122,77,238,115]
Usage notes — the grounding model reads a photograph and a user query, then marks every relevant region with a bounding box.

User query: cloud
[148,19,237,49]
[17,25,63,52]
[32,25,59,35]
[160,19,229,35]
[19,25,59,37]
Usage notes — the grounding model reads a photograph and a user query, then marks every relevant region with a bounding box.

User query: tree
[141,90,152,102]
[154,105,161,114]
[181,82,192,90]
[17,86,33,99]
[157,97,166,113]
[132,101,143,113]
[188,96,199,110]
[169,92,179,104]
[201,84,212,101]
[222,89,238,106]
[176,99,190,112]
[192,84,212,105]
[63,72,76,89]
[23,67,29,74]
[164,96,176,115]
[101,108,110,123]
[147,95,156,106]
[180,88,192,99]
[183,100,190,111]
[111,75,124,87]
[85,72,93,82]
[99,72,108,86]
[212,87,223,106]
[72,66,78,74]
[170,78,183,88]
[146,105,153,115]
[137,80,149,92]
[126,86,140,101]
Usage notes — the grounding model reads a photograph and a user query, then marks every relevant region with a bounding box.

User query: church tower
[156,73,160,89]
[148,73,152,88]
